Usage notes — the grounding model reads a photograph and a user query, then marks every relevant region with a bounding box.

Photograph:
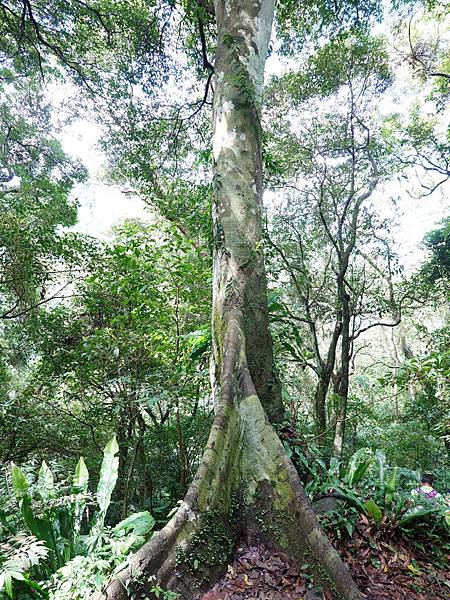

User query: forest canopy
[0,1,449,599]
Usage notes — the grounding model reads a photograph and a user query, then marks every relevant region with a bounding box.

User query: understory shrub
[0,437,155,599]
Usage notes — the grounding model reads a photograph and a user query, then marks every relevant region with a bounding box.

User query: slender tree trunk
[99,2,363,599]
[116,413,130,507]
[314,320,342,443]
[135,415,154,507]
[209,0,284,423]
[314,377,328,436]
[333,401,346,459]
[175,403,188,494]
[333,285,350,459]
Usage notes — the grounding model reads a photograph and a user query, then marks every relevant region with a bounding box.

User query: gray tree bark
[332,283,350,459]
[210,0,284,425]
[98,2,363,599]
[314,320,342,442]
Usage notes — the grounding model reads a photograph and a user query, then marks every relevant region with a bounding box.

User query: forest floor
[338,515,450,600]
[200,544,313,600]
[199,526,450,600]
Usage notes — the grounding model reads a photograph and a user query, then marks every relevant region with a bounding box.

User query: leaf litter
[199,524,450,600]
[200,543,331,600]
[335,515,450,599]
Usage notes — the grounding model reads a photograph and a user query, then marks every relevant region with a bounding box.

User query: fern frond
[0,534,48,598]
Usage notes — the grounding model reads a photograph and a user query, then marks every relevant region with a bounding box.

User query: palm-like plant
[333,449,448,529]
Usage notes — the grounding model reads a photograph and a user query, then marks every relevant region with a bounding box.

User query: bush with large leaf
[309,448,449,547]
[46,511,156,600]
[2,436,155,598]
[336,449,448,527]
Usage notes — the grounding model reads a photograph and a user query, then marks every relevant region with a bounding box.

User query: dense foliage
[0,0,448,598]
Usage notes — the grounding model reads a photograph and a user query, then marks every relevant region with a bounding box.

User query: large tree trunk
[99,2,363,599]
[209,0,284,423]
[99,319,362,600]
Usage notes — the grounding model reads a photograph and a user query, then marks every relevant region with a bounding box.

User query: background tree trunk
[333,284,351,459]
[314,320,342,443]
